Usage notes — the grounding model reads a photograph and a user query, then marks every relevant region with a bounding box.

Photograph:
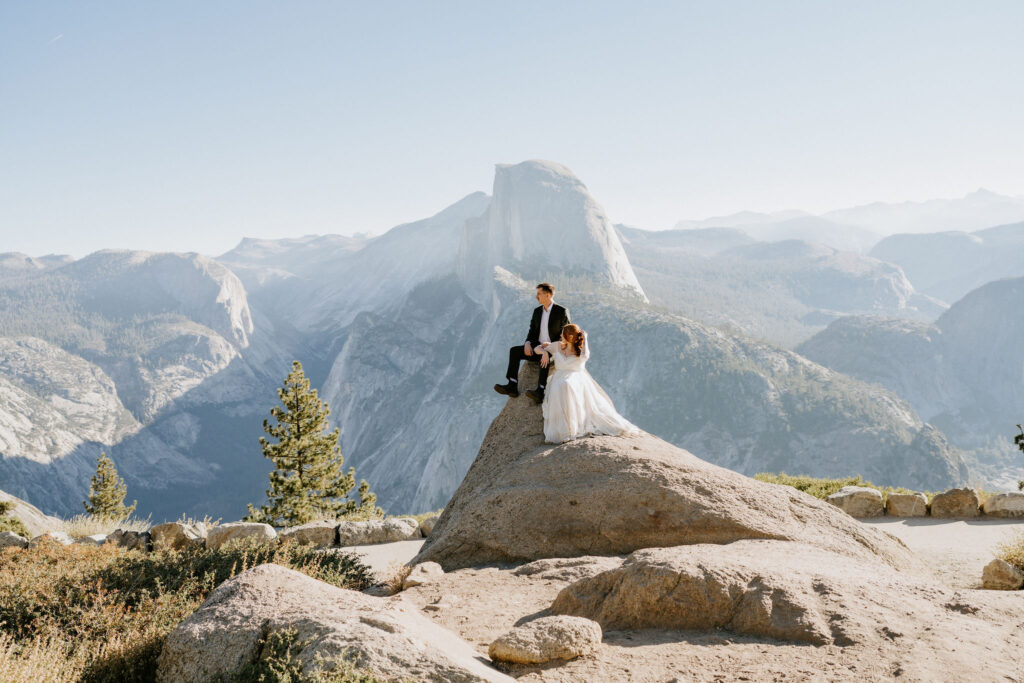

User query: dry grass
[396,508,444,525]
[383,562,412,595]
[58,514,151,539]
[996,529,1024,572]
[753,472,926,502]
[0,536,373,680]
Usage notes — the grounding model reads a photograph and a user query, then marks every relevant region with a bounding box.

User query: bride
[537,324,639,444]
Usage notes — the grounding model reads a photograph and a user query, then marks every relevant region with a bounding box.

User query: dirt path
[861,517,1024,588]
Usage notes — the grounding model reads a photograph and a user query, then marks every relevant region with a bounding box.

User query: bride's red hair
[561,324,585,357]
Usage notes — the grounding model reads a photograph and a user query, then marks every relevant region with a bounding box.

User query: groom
[494,282,571,404]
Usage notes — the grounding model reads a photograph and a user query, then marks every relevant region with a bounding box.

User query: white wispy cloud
[47,34,64,44]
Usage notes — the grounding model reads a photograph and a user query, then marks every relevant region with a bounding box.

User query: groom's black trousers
[506,345,551,387]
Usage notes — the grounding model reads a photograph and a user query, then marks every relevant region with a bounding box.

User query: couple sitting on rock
[494,282,639,444]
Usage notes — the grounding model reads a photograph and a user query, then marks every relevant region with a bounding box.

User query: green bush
[754,472,925,502]
[0,501,30,539]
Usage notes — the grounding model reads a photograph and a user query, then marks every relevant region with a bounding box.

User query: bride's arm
[580,332,591,361]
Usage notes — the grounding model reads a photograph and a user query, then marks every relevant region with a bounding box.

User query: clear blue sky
[2,1,1023,258]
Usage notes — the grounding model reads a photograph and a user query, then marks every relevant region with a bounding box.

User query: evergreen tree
[246,360,382,527]
[83,452,137,519]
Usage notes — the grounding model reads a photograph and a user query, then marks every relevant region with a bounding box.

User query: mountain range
[7,160,1023,521]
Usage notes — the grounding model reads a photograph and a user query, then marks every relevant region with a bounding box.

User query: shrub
[754,472,924,502]
[996,530,1024,573]
[0,537,372,681]
[59,514,150,539]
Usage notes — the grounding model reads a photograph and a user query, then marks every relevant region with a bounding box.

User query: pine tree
[245,360,382,527]
[83,452,137,519]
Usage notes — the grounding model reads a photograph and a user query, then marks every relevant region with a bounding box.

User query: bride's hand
[540,352,550,368]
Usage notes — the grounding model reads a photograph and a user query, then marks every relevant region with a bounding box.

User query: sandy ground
[348,518,1024,590]
[860,517,1024,588]
[343,522,1024,681]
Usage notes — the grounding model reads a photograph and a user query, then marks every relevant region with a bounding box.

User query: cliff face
[799,276,1024,483]
[458,160,646,303]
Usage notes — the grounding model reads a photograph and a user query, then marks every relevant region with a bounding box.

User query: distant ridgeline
[5,161,1024,520]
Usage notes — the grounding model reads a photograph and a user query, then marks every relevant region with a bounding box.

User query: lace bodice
[540,337,590,373]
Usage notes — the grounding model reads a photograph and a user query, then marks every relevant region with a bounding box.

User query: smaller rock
[106,530,152,551]
[826,486,883,518]
[0,531,29,549]
[29,530,73,547]
[402,561,444,589]
[982,558,1024,590]
[982,492,1024,518]
[419,514,441,537]
[151,522,206,551]
[75,533,108,546]
[279,520,337,547]
[205,522,276,551]
[930,488,981,518]
[489,616,602,664]
[885,492,928,517]
[513,556,624,583]
[337,518,420,546]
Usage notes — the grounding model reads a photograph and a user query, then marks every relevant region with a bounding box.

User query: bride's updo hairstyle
[561,324,585,357]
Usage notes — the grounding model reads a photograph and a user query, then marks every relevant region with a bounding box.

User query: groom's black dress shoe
[526,387,545,404]
[494,381,519,397]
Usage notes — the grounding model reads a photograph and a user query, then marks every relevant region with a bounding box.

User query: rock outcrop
[827,486,884,518]
[205,522,276,550]
[150,522,206,551]
[336,518,420,546]
[0,488,62,537]
[930,488,981,518]
[885,492,928,517]
[414,367,924,573]
[981,492,1024,518]
[982,558,1024,590]
[551,541,1024,656]
[156,563,512,682]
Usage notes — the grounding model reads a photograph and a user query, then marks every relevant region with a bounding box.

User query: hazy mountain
[798,277,1024,487]
[0,252,74,275]
[619,228,944,347]
[826,189,1024,236]
[674,209,810,230]
[0,161,970,521]
[869,221,1024,304]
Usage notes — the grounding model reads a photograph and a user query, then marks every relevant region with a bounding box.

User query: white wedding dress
[540,336,640,444]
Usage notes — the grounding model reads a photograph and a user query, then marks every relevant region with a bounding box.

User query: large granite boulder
[205,522,276,550]
[885,492,928,517]
[414,367,924,573]
[550,540,1024,663]
[106,529,151,551]
[279,520,338,547]
[336,518,420,546]
[827,486,884,518]
[981,492,1024,518]
[156,563,512,682]
[151,522,206,551]
[930,488,980,518]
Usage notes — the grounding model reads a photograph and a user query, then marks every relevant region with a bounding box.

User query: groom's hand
[524,342,533,356]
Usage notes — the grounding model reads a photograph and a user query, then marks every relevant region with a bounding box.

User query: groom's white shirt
[539,302,553,344]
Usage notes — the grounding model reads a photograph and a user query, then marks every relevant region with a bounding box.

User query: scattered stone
[156,563,512,682]
[151,522,206,551]
[489,616,602,665]
[423,594,460,612]
[106,529,152,551]
[337,518,421,546]
[279,520,338,547]
[29,530,73,547]
[827,486,884,518]
[75,533,108,546]
[205,522,276,551]
[0,530,29,549]
[982,559,1024,590]
[981,492,1024,518]
[930,488,981,518]
[419,514,441,537]
[885,492,928,517]
[402,561,444,589]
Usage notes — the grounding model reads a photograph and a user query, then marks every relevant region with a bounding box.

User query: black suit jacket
[526,303,571,347]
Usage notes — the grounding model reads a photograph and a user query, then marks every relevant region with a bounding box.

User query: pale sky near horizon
[2,1,1023,259]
